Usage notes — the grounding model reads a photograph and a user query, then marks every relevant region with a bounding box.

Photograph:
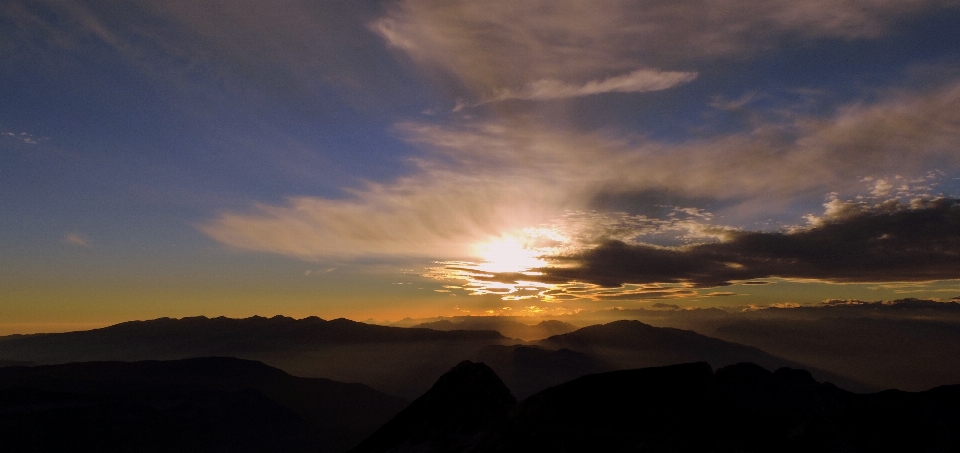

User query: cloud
[200,79,960,260]
[1,131,47,145]
[199,172,565,259]
[538,198,960,288]
[64,233,90,247]
[486,69,697,103]
[594,288,698,300]
[372,0,958,98]
[2,0,394,104]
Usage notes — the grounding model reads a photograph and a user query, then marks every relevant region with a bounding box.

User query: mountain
[0,316,511,399]
[470,345,612,400]
[411,318,579,341]
[0,357,407,453]
[0,359,32,367]
[537,319,873,391]
[569,299,960,392]
[0,316,870,398]
[350,361,515,453]
[351,361,960,452]
[714,316,960,391]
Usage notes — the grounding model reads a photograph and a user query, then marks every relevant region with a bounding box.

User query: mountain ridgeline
[0,316,873,398]
[0,316,511,398]
[1,316,959,452]
[410,318,579,341]
[352,361,960,453]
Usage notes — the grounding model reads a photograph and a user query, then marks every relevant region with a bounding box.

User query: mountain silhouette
[0,317,871,398]
[351,361,960,452]
[582,298,960,392]
[412,318,579,341]
[0,359,32,367]
[714,316,960,391]
[470,345,612,399]
[0,316,510,398]
[350,361,515,453]
[538,319,872,391]
[0,357,407,453]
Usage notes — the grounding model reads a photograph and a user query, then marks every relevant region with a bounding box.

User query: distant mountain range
[0,357,406,453]
[575,299,960,391]
[0,316,873,398]
[352,360,960,453]
[0,316,879,396]
[536,320,870,391]
[411,318,578,341]
[465,319,871,399]
[714,316,960,391]
[0,316,510,398]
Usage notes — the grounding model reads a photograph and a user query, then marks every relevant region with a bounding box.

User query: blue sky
[2,0,960,333]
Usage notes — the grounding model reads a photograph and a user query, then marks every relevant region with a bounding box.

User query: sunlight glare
[473,236,547,273]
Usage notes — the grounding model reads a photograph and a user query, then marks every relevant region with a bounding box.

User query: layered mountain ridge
[353,360,960,453]
[0,316,872,398]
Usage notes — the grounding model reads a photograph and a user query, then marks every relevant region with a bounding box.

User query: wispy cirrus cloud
[1,131,47,145]
[481,69,698,104]
[2,0,394,104]
[64,232,90,247]
[373,0,958,102]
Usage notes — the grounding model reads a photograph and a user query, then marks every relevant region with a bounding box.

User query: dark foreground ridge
[351,361,516,453]
[352,360,960,453]
[0,357,407,453]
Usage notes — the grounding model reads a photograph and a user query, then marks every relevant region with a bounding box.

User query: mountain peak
[350,360,516,453]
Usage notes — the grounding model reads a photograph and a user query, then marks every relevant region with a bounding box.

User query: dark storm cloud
[540,198,960,288]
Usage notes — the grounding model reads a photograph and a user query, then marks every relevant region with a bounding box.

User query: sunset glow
[1,1,960,332]
[5,4,960,449]
[472,237,548,274]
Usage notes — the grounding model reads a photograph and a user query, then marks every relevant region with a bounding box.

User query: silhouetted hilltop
[412,318,578,341]
[351,361,960,452]
[540,319,782,363]
[539,319,872,392]
[351,361,515,453]
[0,357,407,453]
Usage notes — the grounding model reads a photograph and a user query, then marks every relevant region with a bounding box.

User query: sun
[471,236,547,273]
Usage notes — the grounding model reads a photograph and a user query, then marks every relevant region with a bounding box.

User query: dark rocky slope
[352,360,960,452]
[0,357,407,453]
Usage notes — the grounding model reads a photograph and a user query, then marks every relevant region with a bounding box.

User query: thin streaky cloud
[487,69,698,103]
[373,0,959,97]
[64,233,90,248]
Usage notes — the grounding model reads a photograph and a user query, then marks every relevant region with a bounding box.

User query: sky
[2,0,960,334]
